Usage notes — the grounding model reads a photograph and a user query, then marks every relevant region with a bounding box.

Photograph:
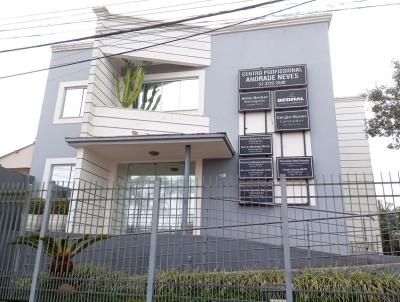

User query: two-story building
[28,7,379,254]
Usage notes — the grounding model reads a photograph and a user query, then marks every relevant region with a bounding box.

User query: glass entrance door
[116,162,195,233]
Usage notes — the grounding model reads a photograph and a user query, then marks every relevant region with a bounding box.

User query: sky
[0,0,399,176]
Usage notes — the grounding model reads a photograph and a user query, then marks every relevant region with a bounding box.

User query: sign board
[274,88,308,109]
[276,156,314,179]
[275,109,310,132]
[239,65,307,90]
[239,91,271,112]
[239,158,273,179]
[239,182,274,204]
[239,134,273,156]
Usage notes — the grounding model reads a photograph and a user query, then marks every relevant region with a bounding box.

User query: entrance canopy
[65,133,235,161]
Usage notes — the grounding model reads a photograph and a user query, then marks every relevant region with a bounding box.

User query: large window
[61,86,87,118]
[50,164,75,198]
[138,78,199,111]
[115,162,195,233]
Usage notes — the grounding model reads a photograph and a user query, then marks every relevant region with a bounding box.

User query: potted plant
[113,59,145,108]
[26,197,45,232]
[49,198,70,232]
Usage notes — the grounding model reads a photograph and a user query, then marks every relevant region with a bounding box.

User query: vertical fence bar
[28,182,54,302]
[181,145,191,231]
[146,178,161,302]
[280,175,293,302]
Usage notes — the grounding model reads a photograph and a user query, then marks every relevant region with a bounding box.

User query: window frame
[142,70,205,114]
[53,80,88,124]
[43,157,77,185]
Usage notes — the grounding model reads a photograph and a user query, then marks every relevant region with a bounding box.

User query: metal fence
[0,174,400,301]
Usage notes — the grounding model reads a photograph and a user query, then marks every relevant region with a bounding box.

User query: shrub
[29,198,45,215]
[51,198,69,215]
[12,266,400,302]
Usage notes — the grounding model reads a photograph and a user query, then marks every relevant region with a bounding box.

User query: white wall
[334,96,381,253]
[94,7,211,67]
[89,106,209,136]
[0,143,34,170]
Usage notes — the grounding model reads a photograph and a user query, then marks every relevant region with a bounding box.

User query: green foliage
[114,59,145,108]
[366,60,400,149]
[378,200,400,255]
[10,234,110,275]
[29,197,45,215]
[51,198,69,215]
[140,83,161,111]
[11,266,400,302]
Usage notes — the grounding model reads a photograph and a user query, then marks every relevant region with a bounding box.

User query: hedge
[5,266,400,302]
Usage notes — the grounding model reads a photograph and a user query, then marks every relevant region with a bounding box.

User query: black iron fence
[0,174,400,301]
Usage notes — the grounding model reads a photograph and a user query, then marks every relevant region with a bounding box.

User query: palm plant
[11,234,109,275]
[113,59,144,108]
[140,83,162,111]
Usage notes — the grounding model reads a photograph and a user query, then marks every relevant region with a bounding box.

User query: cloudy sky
[0,0,399,176]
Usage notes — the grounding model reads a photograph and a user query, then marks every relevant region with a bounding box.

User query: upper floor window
[61,86,87,118]
[53,80,88,124]
[138,78,199,111]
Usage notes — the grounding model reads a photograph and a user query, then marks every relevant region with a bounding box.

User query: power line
[0,0,148,22]
[0,0,315,80]
[0,0,262,31]
[0,0,396,41]
[0,0,287,54]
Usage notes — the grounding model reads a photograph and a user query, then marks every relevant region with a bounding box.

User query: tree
[11,234,109,275]
[378,200,400,255]
[366,60,400,149]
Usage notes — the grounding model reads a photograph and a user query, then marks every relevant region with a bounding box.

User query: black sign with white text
[239,158,273,179]
[277,157,314,179]
[239,65,307,90]
[239,135,273,156]
[275,109,310,132]
[274,88,308,109]
[239,182,274,204]
[239,91,271,111]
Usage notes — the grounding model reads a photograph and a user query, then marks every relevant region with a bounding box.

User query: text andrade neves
[241,66,303,83]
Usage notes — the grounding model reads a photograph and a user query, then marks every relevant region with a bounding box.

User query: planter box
[26,214,42,232]
[48,214,68,232]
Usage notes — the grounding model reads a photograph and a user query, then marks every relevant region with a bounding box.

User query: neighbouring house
[27,7,379,254]
[0,143,34,175]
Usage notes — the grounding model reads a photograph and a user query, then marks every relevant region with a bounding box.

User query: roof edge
[51,42,94,52]
[0,142,35,159]
[66,133,235,157]
[212,13,332,36]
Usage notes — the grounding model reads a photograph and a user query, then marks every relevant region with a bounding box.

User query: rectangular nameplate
[239,91,271,112]
[239,182,274,205]
[274,88,308,109]
[275,109,310,132]
[239,158,273,179]
[239,65,307,90]
[277,156,314,179]
[239,134,273,156]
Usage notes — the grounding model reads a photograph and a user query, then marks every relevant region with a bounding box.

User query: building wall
[30,49,92,181]
[202,20,347,253]
[334,97,373,175]
[0,143,34,174]
[334,96,380,253]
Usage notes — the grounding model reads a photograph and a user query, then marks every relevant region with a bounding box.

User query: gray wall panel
[30,49,92,181]
[203,23,345,252]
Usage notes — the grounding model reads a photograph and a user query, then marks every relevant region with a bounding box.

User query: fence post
[146,178,161,302]
[29,182,54,302]
[280,175,293,302]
